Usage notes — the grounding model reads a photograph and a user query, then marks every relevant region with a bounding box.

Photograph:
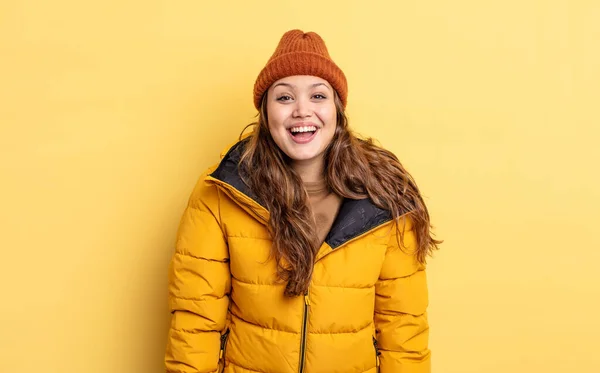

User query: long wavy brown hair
[239,92,441,297]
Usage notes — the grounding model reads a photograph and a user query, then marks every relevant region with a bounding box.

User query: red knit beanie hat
[253,29,348,110]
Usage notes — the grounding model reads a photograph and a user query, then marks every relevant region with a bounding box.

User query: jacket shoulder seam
[173,251,229,262]
[170,293,228,301]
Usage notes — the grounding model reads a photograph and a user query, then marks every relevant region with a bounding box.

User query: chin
[285,149,321,162]
[286,152,312,160]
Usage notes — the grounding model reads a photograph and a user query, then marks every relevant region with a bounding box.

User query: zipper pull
[219,330,228,359]
[374,336,382,368]
[304,292,310,306]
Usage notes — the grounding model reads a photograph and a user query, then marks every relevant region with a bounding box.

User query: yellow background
[1,1,599,372]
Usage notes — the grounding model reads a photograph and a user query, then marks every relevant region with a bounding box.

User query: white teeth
[290,126,317,133]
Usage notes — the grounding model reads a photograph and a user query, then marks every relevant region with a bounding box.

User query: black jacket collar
[210,139,392,249]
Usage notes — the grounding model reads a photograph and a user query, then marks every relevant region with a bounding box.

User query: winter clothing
[253,29,348,109]
[165,139,431,373]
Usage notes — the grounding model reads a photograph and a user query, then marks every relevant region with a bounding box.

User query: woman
[165,29,440,373]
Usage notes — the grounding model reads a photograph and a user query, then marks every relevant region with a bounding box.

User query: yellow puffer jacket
[165,140,431,373]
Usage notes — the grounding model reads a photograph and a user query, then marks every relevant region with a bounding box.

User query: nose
[292,97,312,118]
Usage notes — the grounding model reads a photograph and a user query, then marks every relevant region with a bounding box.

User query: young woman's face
[266,75,337,164]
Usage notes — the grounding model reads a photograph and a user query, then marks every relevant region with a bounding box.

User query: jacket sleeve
[165,177,231,373]
[374,220,431,373]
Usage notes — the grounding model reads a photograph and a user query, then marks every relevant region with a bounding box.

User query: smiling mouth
[290,125,317,136]
[288,125,318,143]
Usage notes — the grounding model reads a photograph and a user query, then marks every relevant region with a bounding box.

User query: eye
[313,94,327,100]
[276,95,292,102]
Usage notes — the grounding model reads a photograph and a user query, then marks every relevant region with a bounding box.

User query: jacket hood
[208,138,394,249]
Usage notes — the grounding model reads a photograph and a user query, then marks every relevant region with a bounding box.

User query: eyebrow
[272,82,331,91]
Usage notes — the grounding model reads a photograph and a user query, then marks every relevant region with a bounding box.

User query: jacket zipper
[298,291,310,373]
[373,337,381,372]
[219,329,230,373]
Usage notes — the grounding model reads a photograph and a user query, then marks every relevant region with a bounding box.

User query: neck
[292,156,325,183]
